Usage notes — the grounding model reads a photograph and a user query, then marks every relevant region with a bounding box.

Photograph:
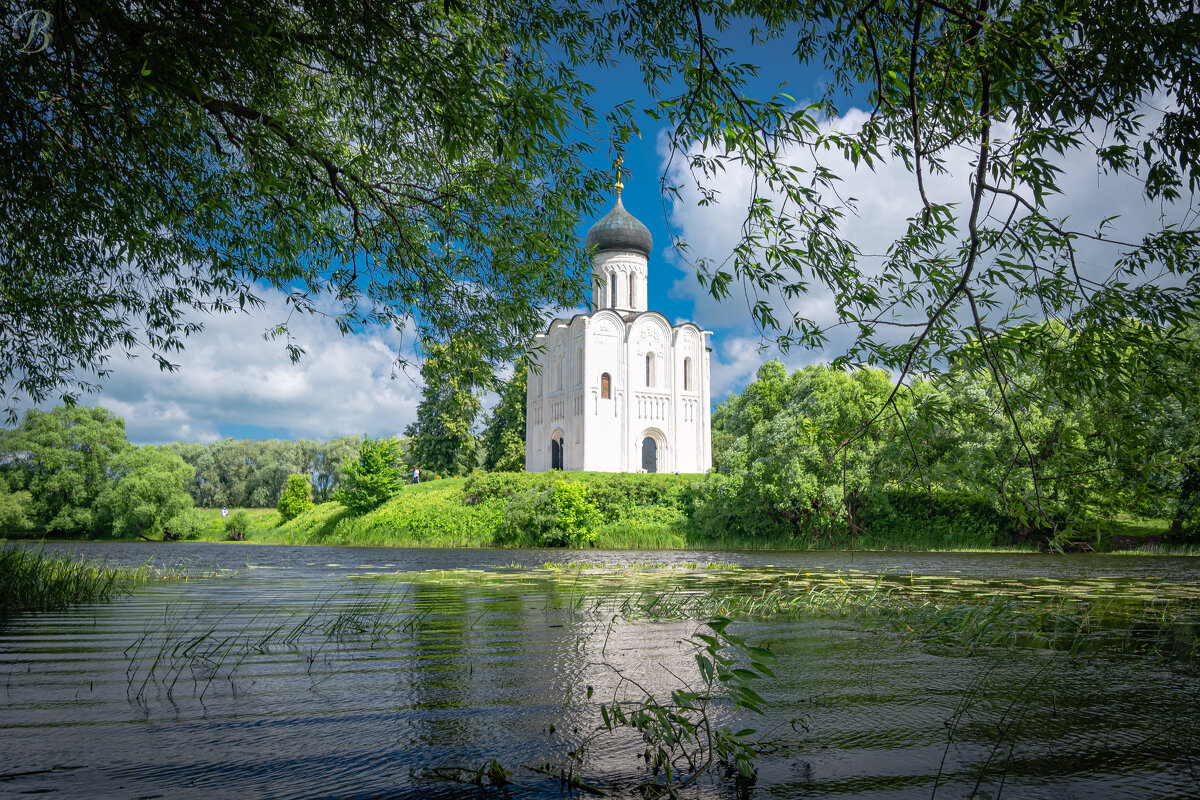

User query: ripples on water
[1,543,1198,798]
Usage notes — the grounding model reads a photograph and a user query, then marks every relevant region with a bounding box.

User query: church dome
[585,194,653,256]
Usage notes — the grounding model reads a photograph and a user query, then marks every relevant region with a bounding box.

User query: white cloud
[660,105,1192,391]
[77,288,424,444]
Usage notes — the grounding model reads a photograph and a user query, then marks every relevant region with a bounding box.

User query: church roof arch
[625,310,673,344]
[590,308,626,327]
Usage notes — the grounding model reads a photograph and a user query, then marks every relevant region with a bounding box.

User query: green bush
[277,473,315,521]
[495,481,602,547]
[546,482,601,546]
[335,437,405,515]
[164,508,209,540]
[858,489,1019,548]
[224,509,250,540]
[494,487,557,546]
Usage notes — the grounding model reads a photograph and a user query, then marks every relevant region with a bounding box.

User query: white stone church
[524,187,713,473]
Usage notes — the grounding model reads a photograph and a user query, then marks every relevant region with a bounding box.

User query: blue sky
[27,25,1185,445]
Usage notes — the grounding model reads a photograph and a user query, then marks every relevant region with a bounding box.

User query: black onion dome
[584,194,653,256]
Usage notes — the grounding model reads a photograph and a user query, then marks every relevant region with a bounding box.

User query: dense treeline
[695,327,1199,546]
[0,406,198,539]
[0,410,369,539]
[166,435,364,507]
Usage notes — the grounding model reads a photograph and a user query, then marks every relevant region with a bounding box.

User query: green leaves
[481,368,527,472]
[406,337,489,477]
[97,445,196,541]
[0,406,132,538]
[583,616,773,793]
[2,0,605,418]
[333,436,405,515]
[277,473,315,521]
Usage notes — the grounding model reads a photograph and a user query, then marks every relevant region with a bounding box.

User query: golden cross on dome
[614,155,625,192]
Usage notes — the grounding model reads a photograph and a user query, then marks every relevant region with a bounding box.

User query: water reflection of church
[524,181,712,473]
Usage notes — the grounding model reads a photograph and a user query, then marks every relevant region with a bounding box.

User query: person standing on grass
[412,467,420,484]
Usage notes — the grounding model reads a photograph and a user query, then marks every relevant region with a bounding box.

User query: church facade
[524,190,713,473]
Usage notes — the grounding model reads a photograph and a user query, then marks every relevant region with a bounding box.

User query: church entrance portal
[551,435,564,470]
[641,437,657,473]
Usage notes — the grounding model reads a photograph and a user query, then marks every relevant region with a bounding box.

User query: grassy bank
[180,472,1106,552]
[11,472,1181,552]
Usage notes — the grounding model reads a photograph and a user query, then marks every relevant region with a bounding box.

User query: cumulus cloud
[77,288,425,444]
[660,106,1191,382]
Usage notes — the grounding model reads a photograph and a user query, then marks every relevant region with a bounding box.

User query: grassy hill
[198,472,704,549]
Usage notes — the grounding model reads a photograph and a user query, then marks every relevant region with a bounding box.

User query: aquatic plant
[583,617,774,796]
[0,547,222,619]
[123,585,429,704]
[372,564,1200,665]
[417,616,777,798]
[0,546,136,617]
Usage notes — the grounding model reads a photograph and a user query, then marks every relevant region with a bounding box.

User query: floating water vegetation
[536,560,740,572]
[360,564,1200,665]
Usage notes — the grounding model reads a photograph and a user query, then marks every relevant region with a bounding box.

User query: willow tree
[1,0,606,419]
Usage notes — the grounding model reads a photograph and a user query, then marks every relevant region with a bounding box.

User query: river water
[2,542,1199,798]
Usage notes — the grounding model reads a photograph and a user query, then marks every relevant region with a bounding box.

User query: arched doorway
[641,436,657,473]
[551,434,564,470]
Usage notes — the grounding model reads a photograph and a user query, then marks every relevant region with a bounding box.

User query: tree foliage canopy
[169,435,360,507]
[0,405,130,536]
[406,337,490,476]
[98,445,195,540]
[481,368,528,473]
[2,0,606,417]
[702,338,1200,545]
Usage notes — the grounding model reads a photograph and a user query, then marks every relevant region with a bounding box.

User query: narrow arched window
[683,357,692,391]
[600,372,611,399]
[551,435,564,470]
[609,274,617,308]
[577,348,583,384]
[645,353,655,387]
[629,274,635,308]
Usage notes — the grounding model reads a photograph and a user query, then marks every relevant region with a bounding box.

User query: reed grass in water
[0,547,147,617]
[0,546,231,619]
